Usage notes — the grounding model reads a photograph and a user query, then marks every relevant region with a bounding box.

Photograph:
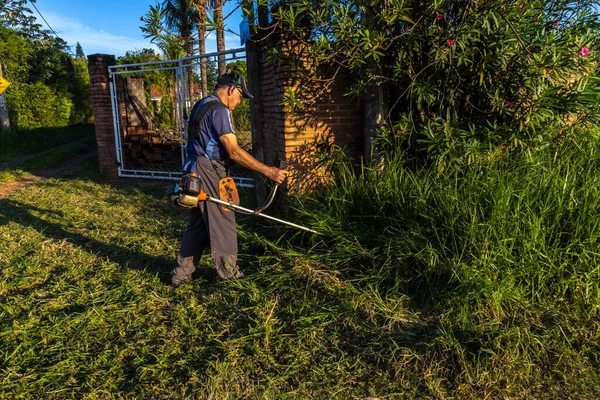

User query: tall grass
[290,141,600,396]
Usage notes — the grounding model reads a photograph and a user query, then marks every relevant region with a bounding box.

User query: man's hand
[265,166,288,185]
[219,133,289,184]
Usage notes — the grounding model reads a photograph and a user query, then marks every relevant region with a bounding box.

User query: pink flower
[579,47,590,56]
[436,14,444,21]
[519,3,524,9]
[447,39,455,47]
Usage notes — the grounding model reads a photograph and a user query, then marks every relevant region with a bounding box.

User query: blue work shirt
[184,94,235,166]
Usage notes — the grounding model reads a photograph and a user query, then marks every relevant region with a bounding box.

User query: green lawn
[0,124,96,164]
[0,124,97,185]
[0,136,97,185]
[1,158,391,398]
[0,137,599,398]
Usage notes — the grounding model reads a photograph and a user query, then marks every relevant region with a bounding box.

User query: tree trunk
[194,0,209,97]
[214,0,226,74]
[183,27,194,105]
[361,7,386,163]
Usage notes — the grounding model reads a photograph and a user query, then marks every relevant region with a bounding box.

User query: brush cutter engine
[171,173,239,209]
[170,173,207,209]
[169,166,319,234]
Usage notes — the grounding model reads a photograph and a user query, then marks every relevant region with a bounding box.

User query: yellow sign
[0,77,10,95]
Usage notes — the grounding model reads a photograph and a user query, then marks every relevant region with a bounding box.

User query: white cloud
[41,10,244,58]
[42,11,157,57]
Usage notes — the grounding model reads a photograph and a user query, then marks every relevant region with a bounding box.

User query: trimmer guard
[218,177,240,212]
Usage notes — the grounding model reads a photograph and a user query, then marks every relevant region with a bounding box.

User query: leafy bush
[0,25,31,82]
[274,0,600,164]
[1,20,93,130]
[157,96,174,128]
[232,98,251,132]
[227,61,251,140]
[6,82,73,129]
[69,57,93,125]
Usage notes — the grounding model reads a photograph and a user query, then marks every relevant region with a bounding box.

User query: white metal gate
[108,48,253,187]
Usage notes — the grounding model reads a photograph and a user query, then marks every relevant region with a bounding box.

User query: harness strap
[185,98,233,176]
[187,100,225,139]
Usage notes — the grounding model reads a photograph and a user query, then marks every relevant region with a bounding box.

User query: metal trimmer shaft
[207,196,319,234]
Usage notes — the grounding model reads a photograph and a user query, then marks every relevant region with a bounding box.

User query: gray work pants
[171,158,243,285]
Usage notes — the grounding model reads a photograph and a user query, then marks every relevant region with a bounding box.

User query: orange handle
[197,191,207,201]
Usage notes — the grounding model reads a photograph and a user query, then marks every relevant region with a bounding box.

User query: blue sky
[34,0,246,58]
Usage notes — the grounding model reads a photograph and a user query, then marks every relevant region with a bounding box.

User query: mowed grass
[0,124,97,185]
[1,140,599,398]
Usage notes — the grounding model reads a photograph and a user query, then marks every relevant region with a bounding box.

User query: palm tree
[162,0,196,59]
[141,4,186,60]
[162,0,197,100]
[141,3,187,125]
[193,0,209,97]
[212,0,226,74]
[141,0,229,97]
[195,0,228,75]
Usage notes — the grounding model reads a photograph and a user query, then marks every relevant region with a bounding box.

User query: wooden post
[0,63,10,132]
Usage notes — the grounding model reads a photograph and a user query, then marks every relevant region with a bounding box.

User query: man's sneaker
[171,276,191,288]
[233,269,244,279]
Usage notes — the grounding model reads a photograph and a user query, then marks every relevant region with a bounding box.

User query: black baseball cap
[217,72,254,99]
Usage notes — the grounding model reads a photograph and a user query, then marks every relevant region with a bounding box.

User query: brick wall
[251,33,363,193]
[88,54,117,176]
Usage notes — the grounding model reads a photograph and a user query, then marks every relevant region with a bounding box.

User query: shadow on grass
[0,198,175,285]
[0,124,96,165]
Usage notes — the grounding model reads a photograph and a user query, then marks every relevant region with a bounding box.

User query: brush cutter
[170,170,318,234]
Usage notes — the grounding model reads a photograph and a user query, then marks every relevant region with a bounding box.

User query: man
[171,71,287,287]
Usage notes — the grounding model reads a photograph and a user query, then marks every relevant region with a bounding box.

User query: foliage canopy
[274,0,600,164]
[0,2,93,129]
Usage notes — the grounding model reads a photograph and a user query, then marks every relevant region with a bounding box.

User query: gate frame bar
[107,48,253,187]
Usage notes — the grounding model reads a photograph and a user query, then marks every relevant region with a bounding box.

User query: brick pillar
[250,31,363,195]
[88,54,118,176]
